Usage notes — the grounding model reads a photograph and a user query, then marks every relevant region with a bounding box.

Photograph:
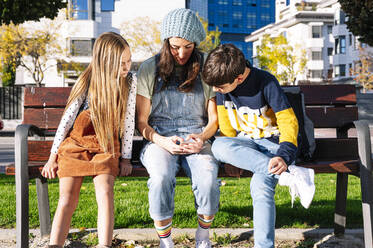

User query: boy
[202,44,315,248]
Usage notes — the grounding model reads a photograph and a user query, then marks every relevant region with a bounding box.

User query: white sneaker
[196,240,212,248]
[279,165,315,209]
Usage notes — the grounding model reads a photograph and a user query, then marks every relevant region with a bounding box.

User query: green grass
[0,174,363,229]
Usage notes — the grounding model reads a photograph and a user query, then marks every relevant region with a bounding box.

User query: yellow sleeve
[275,108,298,147]
[217,105,237,137]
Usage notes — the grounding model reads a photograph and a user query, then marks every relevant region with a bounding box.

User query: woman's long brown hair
[156,39,202,93]
[65,32,130,154]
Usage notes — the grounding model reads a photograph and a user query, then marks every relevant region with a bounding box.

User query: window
[327,25,332,34]
[247,13,256,29]
[218,0,228,4]
[70,0,89,20]
[310,70,322,78]
[261,0,270,8]
[71,39,94,56]
[101,0,114,11]
[286,0,290,5]
[335,36,346,54]
[218,10,228,17]
[327,47,333,56]
[312,26,322,38]
[233,0,242,5]
[312,51,322,60]
[247,0,256,6]
[334,64,346,77]
[233,11,243,20]
[349,34,352,46]
[349,63,352,75]
[335,11,346,25]
[208,23,215,27]
[261,13,270,22]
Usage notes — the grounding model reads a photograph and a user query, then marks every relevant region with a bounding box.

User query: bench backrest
[22,84,359,165]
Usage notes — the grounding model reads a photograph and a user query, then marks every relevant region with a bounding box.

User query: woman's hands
[119,158,133,176]
[179,133,204,154]
[41,153,58,179]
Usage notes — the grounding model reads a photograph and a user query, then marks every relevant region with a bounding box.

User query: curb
[0,228,364,242]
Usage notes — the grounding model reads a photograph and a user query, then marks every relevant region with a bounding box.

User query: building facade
[186,0,275,61]
[14,0,185,87]
[246,0,373,84]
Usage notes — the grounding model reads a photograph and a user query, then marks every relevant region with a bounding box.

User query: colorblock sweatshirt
[216,64,298,165]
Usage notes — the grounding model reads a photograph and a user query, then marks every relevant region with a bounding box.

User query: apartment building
[246,0,373,84]
[186,0,275,61]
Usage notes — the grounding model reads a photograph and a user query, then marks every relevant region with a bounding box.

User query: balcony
[332,24,348,37]
[307,60,324,70]
[306,38,324,48]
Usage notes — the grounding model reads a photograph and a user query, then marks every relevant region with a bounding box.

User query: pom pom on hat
[161,8,206,45]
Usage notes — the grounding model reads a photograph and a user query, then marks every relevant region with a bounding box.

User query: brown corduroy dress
[57,109,120,178]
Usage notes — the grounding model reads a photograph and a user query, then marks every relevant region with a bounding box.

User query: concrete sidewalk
[0,228,366,247]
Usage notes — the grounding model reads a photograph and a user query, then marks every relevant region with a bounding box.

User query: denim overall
[140,64,220,221]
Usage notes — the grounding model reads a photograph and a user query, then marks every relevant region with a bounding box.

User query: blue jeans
[140,141,221,221]
[211,136,280,248]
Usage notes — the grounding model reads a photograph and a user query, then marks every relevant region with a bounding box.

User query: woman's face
[169,37,195,65]
[120,47,132,78]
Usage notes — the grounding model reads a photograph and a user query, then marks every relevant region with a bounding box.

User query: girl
[41,32,136,248]
[136,8,220,248]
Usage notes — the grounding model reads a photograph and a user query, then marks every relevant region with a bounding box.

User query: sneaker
[196,240,212,248]
[160,242,174,248]
[279,165,315,209]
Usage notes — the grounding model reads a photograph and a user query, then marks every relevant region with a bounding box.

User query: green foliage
[350,46,373,90]
[0,0,66,25]
[339,0,373,46]
[0,11,67,86]
[0,62,15,86]
[198,16,221,53]
[212,232,237,245]
[256,34,307,85]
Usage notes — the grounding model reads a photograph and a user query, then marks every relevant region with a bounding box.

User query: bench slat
[299,85,356,105]
[313,138,358,160]
[306,107,358,128]
[24,87,71,107]
[23,109,64,130]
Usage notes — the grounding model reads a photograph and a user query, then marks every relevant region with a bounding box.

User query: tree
[0,11,67,87]
[339,0,373,46]
[350,46,373,91]
[120,17,162,59]
[256,34,307,85]
[198,16,221,53]
[0,0,66,25]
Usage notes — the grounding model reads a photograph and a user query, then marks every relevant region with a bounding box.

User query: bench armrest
[354,120,372,172]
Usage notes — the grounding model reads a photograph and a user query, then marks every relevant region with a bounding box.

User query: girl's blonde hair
[66,32,130,154]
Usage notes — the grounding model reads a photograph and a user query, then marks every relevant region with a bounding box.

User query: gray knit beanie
[161,8,206,45]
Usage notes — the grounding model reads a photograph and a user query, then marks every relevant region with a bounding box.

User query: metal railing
[0,86,23,119]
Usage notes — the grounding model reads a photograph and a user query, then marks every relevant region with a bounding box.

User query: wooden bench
[7,84,373,248]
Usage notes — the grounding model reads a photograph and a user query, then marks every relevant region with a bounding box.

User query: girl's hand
[41,153,58,179]
[119,158,133,176]
[179,133,204,154]
[158,136,185,154]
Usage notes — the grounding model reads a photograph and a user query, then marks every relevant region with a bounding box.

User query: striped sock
[155,222,173,247]
[196,215,214,241]
[198,215,214,229]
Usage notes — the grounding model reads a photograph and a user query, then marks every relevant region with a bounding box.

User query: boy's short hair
[202,43,246,86]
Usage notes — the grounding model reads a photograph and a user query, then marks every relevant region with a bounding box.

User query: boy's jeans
[140,141,220,221]
[212,136,280,248]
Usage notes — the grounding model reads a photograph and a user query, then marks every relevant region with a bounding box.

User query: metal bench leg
[355,120,373,248]
[15,125,31,248]
[334,172,348,235]
[36,176,51,237]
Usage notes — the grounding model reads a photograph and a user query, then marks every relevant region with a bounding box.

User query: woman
[136,8,220,248]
